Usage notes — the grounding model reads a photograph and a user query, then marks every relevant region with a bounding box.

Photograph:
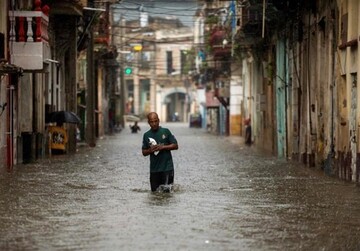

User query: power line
[112,0,199,26]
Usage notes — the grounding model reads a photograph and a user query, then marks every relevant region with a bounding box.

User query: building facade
[119,14,195,123]
[1,0,107,170]
[197,0,360,182]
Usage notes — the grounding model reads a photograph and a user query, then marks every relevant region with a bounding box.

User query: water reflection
[1,123,360,250]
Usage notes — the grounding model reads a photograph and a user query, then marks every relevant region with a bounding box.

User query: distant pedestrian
[130,121,141,133]
[172,112,179,122]
[244,118,252,145]
[109,108,115,134]
[142,112,178,192]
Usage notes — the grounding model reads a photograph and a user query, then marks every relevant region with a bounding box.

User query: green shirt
[142,127,177,173]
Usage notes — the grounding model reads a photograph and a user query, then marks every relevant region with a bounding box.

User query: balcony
[8,7,50,71]
[209,28,231,60]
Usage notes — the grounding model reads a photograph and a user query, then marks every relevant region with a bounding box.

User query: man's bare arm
[142,143,178,156]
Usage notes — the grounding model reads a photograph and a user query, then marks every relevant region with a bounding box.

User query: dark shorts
[150,170,174,192]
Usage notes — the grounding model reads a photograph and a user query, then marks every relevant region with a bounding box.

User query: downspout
[262,0,266,38]
[6,82,14,170]
[7,2,13,170]
[284,40,288,158]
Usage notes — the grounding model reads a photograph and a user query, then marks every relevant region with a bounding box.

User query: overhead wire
[94,0,238,75]
[112,0,200,26]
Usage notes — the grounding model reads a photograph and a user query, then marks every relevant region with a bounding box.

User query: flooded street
[1,123,360,250]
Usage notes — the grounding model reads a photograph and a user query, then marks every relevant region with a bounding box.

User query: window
[140,51,151,69]
[166,51,173,74]
[181,50,187,75]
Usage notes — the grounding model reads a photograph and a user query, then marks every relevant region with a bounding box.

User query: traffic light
[124,67,132,75]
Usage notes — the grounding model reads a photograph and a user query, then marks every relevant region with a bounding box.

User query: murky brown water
[1,123,360,250]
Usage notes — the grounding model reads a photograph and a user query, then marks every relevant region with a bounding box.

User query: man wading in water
[142,112,178,192]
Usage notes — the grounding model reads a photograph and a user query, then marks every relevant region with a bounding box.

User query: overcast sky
[113,0,199,27]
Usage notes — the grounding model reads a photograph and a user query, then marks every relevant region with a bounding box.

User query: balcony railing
[8,5,50,70]
[209,28,231,59]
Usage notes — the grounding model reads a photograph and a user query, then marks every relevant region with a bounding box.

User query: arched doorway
[164,92,186,122]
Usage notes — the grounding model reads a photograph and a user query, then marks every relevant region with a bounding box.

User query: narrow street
[1,123,360,251]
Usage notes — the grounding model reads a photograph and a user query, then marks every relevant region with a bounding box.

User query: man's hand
[142,143,178,156]
[150,145,161,152]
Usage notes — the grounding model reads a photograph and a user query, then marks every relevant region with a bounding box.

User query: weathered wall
[0,0,7,169]
[229,64,242,136]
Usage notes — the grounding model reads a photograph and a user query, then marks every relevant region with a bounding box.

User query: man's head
[147,112,160,131]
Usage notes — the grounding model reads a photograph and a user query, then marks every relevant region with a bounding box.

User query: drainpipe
[262,0,266,38]
[284,41,288,158]
[6,84,14,170]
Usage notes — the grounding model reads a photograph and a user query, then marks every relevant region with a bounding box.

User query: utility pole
[119,16,126,127]
[150,41,156,112]
[66,16,78,153]
[86,25,96,147]
[82,6,106,146]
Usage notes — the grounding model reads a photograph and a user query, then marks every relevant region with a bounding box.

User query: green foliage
[182,48,196,74]
[205,15,219,25]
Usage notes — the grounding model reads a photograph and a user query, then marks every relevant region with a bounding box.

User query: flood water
[1,123,360,250]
